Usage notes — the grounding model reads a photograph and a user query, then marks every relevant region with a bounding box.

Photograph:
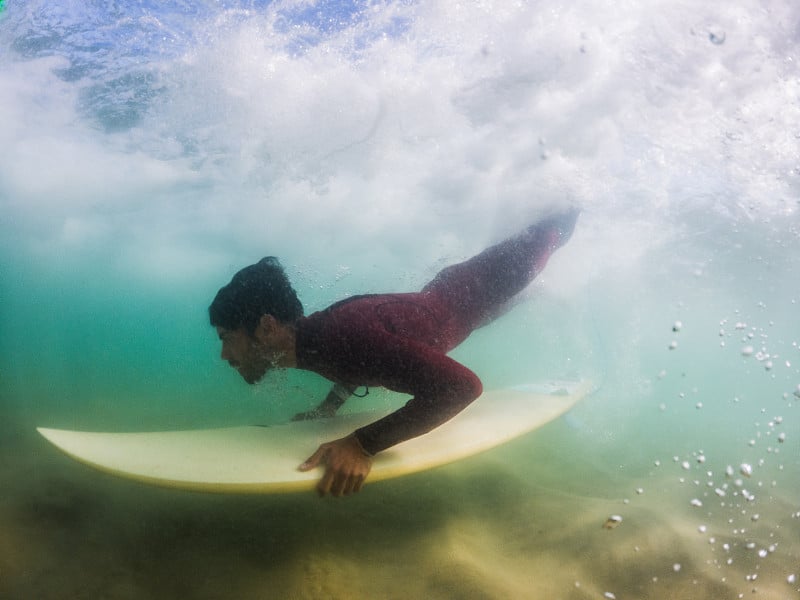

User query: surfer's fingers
[341,475,356,496]
[330,472,349,497]
[346,474,365,495]
[298,444,329,472]
[316,466,336,497]
[321,469,366,497]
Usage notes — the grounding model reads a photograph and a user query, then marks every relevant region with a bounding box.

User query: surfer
[209,208,578,497]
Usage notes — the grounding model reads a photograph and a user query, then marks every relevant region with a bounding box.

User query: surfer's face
[216,326,272,384]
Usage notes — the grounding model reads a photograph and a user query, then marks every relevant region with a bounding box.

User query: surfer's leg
[422,207,578,334]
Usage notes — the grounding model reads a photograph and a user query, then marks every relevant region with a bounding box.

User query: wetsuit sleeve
[319,383,356,413]
[351,330,483,455]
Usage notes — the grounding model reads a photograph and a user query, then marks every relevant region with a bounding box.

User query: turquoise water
[2,1,799,598]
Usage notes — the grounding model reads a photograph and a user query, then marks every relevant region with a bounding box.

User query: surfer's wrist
[331,383,353,404]
[319,383,353,414]
[351,432,374,458]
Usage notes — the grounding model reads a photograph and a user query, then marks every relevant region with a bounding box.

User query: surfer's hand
[298,434,373,497]
[291,405,335,421]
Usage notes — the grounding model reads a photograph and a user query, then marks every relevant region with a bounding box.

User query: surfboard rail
[37,379,591,494]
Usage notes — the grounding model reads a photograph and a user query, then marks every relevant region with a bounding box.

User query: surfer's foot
[527,206,580,250]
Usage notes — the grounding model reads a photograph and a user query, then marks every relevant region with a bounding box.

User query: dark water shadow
[2,427,484,599]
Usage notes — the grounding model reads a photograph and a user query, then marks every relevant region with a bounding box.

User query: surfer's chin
[240,366,271,385]
[242,373,262,385]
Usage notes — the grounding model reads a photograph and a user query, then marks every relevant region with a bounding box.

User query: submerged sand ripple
[2,419,799,600]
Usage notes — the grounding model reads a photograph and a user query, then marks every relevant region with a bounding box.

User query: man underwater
[209,208,578,497]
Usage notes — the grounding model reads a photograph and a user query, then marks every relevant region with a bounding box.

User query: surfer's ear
[254,314,279,343]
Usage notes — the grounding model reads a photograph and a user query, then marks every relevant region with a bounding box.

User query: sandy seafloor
[2,395,799,600]
[2,1,800,598]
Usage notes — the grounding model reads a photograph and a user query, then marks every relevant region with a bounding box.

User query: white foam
[1,0,797,288]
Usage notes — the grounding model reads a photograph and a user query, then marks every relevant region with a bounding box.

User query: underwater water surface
[1,1,799,598]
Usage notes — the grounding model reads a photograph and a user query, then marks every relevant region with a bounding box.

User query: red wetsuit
[294,211,577,455]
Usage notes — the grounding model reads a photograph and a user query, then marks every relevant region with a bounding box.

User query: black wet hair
[209,257,304,332]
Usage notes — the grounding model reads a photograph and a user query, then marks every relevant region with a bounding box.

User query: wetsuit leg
[422,208,579,339]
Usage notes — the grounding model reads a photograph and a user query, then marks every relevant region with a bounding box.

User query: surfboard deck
[37,380,591,494]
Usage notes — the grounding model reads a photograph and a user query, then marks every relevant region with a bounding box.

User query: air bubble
[603,515,623,529]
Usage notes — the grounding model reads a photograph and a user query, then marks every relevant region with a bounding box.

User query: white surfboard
[37,380,590,494]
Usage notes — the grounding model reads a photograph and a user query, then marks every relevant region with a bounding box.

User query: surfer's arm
[352,333,483,455]
[292,383,355,421]
[296,333,482,496]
